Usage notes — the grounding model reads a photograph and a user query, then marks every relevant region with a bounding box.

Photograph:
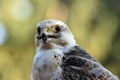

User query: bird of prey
[31,19,119,80]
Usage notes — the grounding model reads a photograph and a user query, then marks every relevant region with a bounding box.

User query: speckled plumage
[31,19,119,80]
[62,46,119,80]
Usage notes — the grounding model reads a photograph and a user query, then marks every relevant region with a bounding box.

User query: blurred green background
[0,0,120,80]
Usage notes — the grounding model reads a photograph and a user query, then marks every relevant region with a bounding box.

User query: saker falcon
[31,19,119,80]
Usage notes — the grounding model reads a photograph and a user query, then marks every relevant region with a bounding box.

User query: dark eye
[52,25,61,33]
[37,27,41,34]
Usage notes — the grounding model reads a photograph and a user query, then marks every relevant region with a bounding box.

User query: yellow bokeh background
[0,0,120,80]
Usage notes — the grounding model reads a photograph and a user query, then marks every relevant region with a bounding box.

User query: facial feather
[35,19,76,50]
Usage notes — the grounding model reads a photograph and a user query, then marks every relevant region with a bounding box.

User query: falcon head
[35,19,76,50]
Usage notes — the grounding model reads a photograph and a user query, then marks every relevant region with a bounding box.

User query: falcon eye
[37,27,41,34]
[45,28,50,32]
[52,25,61,33]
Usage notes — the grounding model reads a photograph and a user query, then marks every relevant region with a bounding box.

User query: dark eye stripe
[37,27,41,34]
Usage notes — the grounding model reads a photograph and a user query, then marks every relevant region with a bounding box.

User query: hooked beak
[36,33,58,43]
[41,33,48,43]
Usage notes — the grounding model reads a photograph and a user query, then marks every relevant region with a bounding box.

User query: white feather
[31,19,77,80]
[32,48,63,80]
